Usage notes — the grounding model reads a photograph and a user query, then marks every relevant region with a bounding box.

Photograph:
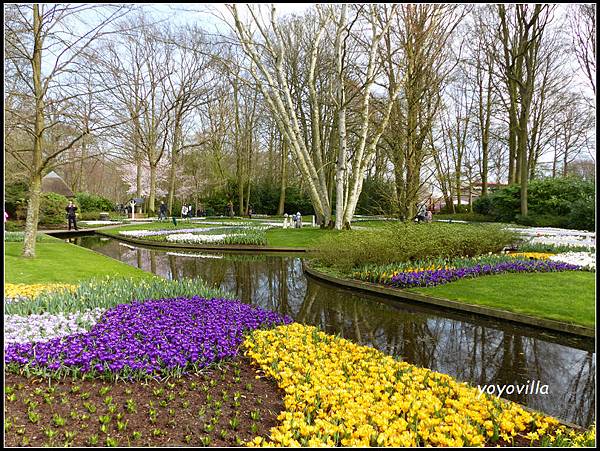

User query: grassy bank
[5,239,153,284]
[408,271,595,328]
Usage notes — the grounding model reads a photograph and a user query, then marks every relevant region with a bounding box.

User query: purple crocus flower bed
[388,260,581,288]
[5,297,292,378]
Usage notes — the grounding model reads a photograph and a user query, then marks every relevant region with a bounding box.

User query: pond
[70,234,595,428]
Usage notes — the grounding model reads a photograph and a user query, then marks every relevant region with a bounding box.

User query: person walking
[159,201,167,221]
[65,200,79,230]
[227,200,234,218]
[188,204,193,219]
[181,204,188,220]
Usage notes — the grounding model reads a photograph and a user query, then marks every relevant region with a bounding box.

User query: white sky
[144,3,315,33]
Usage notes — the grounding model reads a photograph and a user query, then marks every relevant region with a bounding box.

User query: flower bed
[4,283,78,303]
[244,323,595,447]
[509,227,596,250]
[5,309,105,344]
[387,260,580,289]
[549,252,596,270]
[5,297,291,379]
[352,254,559,285]
[119,226,237,238]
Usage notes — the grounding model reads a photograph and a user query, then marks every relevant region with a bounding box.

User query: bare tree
[4,4,132,257]
[568,4,596,97]
[380,4,465,219]
[226,4,400,229]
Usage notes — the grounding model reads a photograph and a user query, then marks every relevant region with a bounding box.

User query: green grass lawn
[408,271,596,328]
[5,240,154,284]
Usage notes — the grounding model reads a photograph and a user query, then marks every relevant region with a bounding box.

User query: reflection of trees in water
[563,351,595,427]
[296,281,438,368]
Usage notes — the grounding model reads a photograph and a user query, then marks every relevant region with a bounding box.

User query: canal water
[71,235,595,428]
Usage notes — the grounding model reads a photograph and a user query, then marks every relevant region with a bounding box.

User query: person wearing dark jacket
[159,201,168,220]
[66,200,79,230]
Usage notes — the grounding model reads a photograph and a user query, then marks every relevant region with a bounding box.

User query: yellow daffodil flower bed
[243,323,595,447]
[4,283,78,300]
[507,252,554,260]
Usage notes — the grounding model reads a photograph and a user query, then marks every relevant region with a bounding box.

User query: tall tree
[4,4,131,257]
[227,4,400,229]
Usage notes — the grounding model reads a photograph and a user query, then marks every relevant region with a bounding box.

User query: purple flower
[387,260,581,288]
[5,297,292,378]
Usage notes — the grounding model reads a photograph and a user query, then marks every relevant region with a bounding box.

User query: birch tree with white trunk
[226,4,400,229]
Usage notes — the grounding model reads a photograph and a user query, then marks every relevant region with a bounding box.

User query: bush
[566,197,595,231]
[5,181,29,218]
[4,221,24,232]
[314,222,518,271]
[40,193,70,225]
[474,177,595,231]
[75,192,115,213]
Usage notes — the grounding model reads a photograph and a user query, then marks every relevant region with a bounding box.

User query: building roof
[41,171,75,197]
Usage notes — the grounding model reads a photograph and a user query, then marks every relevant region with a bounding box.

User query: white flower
[166,233,233,243]
[4,308,106,345]
[549,252,596,270]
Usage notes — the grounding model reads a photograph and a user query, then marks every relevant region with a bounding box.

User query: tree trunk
[148,161,157,216]
[22,4,44,258]
[168,121,182,216]
[277,137,287,215]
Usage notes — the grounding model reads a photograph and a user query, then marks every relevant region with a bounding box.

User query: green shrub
[4,220,24,232]
[473,177,595,231]
[5,181,29,218]
[473,195,493,216]
[40,193,70,225]
[313,222,518,271]
[515,213,567,228]
[75,192,115,213]
[566,197,595,231]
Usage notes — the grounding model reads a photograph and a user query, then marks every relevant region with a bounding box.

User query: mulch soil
[4,357,284,447]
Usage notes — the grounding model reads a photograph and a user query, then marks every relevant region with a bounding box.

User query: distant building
[41,171,75,198]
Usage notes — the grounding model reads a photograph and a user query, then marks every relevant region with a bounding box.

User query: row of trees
[4,4,596,256]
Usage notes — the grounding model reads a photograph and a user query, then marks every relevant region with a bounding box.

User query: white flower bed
[79,221,121,225]
[549,252,596,270]
[166,252,224,259]
[119,226,239,238]
[166,233,237,244]
[507,226,596,249]
[5,308,105,345]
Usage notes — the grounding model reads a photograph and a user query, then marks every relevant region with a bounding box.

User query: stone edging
[94,231,307,253]
[302,262,595,339]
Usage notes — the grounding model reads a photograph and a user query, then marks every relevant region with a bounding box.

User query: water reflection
[71,235,595,427]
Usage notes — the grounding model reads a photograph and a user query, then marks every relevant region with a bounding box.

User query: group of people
[283,212,303,229]
[180,203,195,220]
[415,203,433,223]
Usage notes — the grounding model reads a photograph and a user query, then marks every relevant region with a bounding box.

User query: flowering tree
[120,160,195,214]
[120,162,169,199]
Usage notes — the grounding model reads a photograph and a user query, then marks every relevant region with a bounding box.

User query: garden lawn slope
[408,272,595,328]
[5,240,152,284]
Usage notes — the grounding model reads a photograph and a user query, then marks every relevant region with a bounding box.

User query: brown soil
[4,357,284,447]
